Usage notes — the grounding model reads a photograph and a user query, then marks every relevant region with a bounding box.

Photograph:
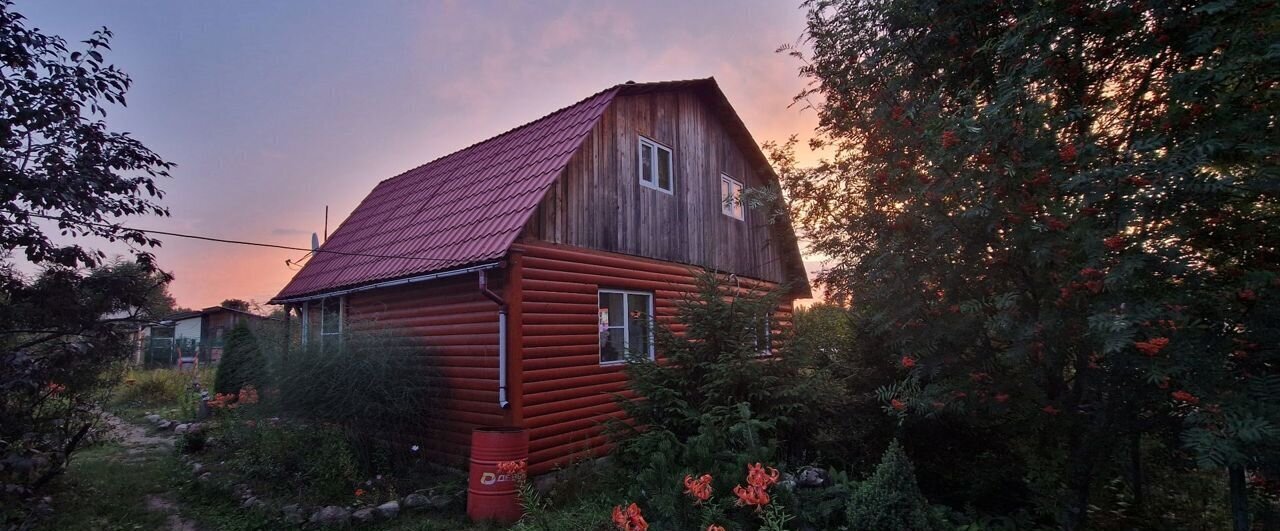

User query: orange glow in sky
[18,1,826,309]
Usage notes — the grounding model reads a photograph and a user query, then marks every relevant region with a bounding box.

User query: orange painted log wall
[344,273,506,468]
[333,242,794,475]
[513,241,794,475]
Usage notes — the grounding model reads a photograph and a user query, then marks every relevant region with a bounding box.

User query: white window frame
[721,174,745,220]
[319,296,345,350]
[299,303,310,348]
[637,136,674,194]
[598,289,656,365]
[757,312,772,356]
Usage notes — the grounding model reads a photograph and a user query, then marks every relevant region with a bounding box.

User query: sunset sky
[18,0,823,310]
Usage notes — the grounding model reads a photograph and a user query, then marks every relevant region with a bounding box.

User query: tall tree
[784,0,1277,528]
[0,0,172,269]
[219,298,250,312]
[0,2,173,524]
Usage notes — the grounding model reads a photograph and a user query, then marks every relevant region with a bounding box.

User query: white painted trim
[597,288,656,365]
[637,136,674,195]
[271,262,502,304]
[300,303,310,348]
[721,173,744,220]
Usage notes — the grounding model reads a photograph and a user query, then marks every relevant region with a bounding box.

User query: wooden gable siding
[343,274,504,467]
[514,241,793,475]
[525,91,788,284]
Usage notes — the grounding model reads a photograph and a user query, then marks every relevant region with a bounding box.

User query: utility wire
[23,212,461,263]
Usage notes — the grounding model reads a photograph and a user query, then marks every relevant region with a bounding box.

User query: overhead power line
[23,212,460,263]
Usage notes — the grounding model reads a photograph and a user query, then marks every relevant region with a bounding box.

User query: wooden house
[139,305,276,366]
[269,78,809,474]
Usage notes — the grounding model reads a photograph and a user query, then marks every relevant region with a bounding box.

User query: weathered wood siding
[343,274,505,468]
[526,91,790,284]
[514,241,793,475]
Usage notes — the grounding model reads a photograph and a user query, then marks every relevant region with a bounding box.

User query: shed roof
[271,78,809,302]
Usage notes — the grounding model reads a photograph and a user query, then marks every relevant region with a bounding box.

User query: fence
[140,336,224,369]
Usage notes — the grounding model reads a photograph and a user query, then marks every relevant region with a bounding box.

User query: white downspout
[479,270,509,409]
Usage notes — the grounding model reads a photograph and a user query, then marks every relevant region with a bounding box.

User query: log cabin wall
[342,273,505,468]
[525,90,789,284]
[515,241,794,475]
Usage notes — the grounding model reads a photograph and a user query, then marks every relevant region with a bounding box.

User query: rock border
[157,412,457,528]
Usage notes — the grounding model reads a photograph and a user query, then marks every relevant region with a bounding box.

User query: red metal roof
[271,78,810,302]
[271,85,620,302]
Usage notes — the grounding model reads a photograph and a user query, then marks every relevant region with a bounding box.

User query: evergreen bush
[213,323,264,395]
[612,272,825,529]
[846,440,944,531]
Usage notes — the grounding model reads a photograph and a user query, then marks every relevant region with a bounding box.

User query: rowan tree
[782,0,1278,528]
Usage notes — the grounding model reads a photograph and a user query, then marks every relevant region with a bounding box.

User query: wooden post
[282,304,292,358]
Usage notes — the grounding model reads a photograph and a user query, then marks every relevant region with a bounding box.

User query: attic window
[638,136,673,193]
[721,174,744,220]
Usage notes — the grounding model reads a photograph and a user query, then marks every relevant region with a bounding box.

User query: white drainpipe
[478,270,509,409]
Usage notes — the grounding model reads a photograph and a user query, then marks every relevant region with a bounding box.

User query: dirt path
[102,413,200,531]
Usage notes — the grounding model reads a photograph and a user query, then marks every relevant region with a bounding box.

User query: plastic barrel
[467,427,528,524]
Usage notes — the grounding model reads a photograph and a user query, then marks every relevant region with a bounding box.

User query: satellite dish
[311,232,320,251]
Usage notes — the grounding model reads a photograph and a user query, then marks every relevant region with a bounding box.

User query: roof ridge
[373,84,623,187]
[369,77,714,187]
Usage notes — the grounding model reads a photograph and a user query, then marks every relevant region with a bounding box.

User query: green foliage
[0,0,173,269]
[1,260,174,526]
[789,303,897,471]
[790,469,857,529]
[783,0,1280,527]
[219,420,359,501]
[115,367,211,409]
[611,272,825,529]
[176,428,207,454]
[213,324,265,395]
[270,328,443,459]
[846,441,945,531]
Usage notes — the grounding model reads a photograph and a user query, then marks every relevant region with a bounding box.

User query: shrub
[176,429,207,454]
[114,368,211,409]
[1,261,170,525]
[847,440,946,531]
[612,272,824,529]
[213,324,265,395]
[271,328,444,468]
[219,420,359,501]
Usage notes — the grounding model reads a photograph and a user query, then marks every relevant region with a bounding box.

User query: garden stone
[795,466,828,488]
[174,423,190,434]
[232,483,251,498]
[155,420,172,430]
[241,496,265,510]
[401,493,429,510]
[426,494,451,510]
[310,506,351,527]
[375,500,400,519]
[197,472,212,482]
[144,414,161,424]
[281,504,306,525]
[352,507,376,524]
[191,463,204,474]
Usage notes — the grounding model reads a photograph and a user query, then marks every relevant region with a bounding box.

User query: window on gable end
[721,174,744,220]
[638,136,674,193]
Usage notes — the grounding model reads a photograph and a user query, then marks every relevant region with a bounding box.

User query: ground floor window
[598,290,654,364]
[321,296,343,342]
[757,312,772,356]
